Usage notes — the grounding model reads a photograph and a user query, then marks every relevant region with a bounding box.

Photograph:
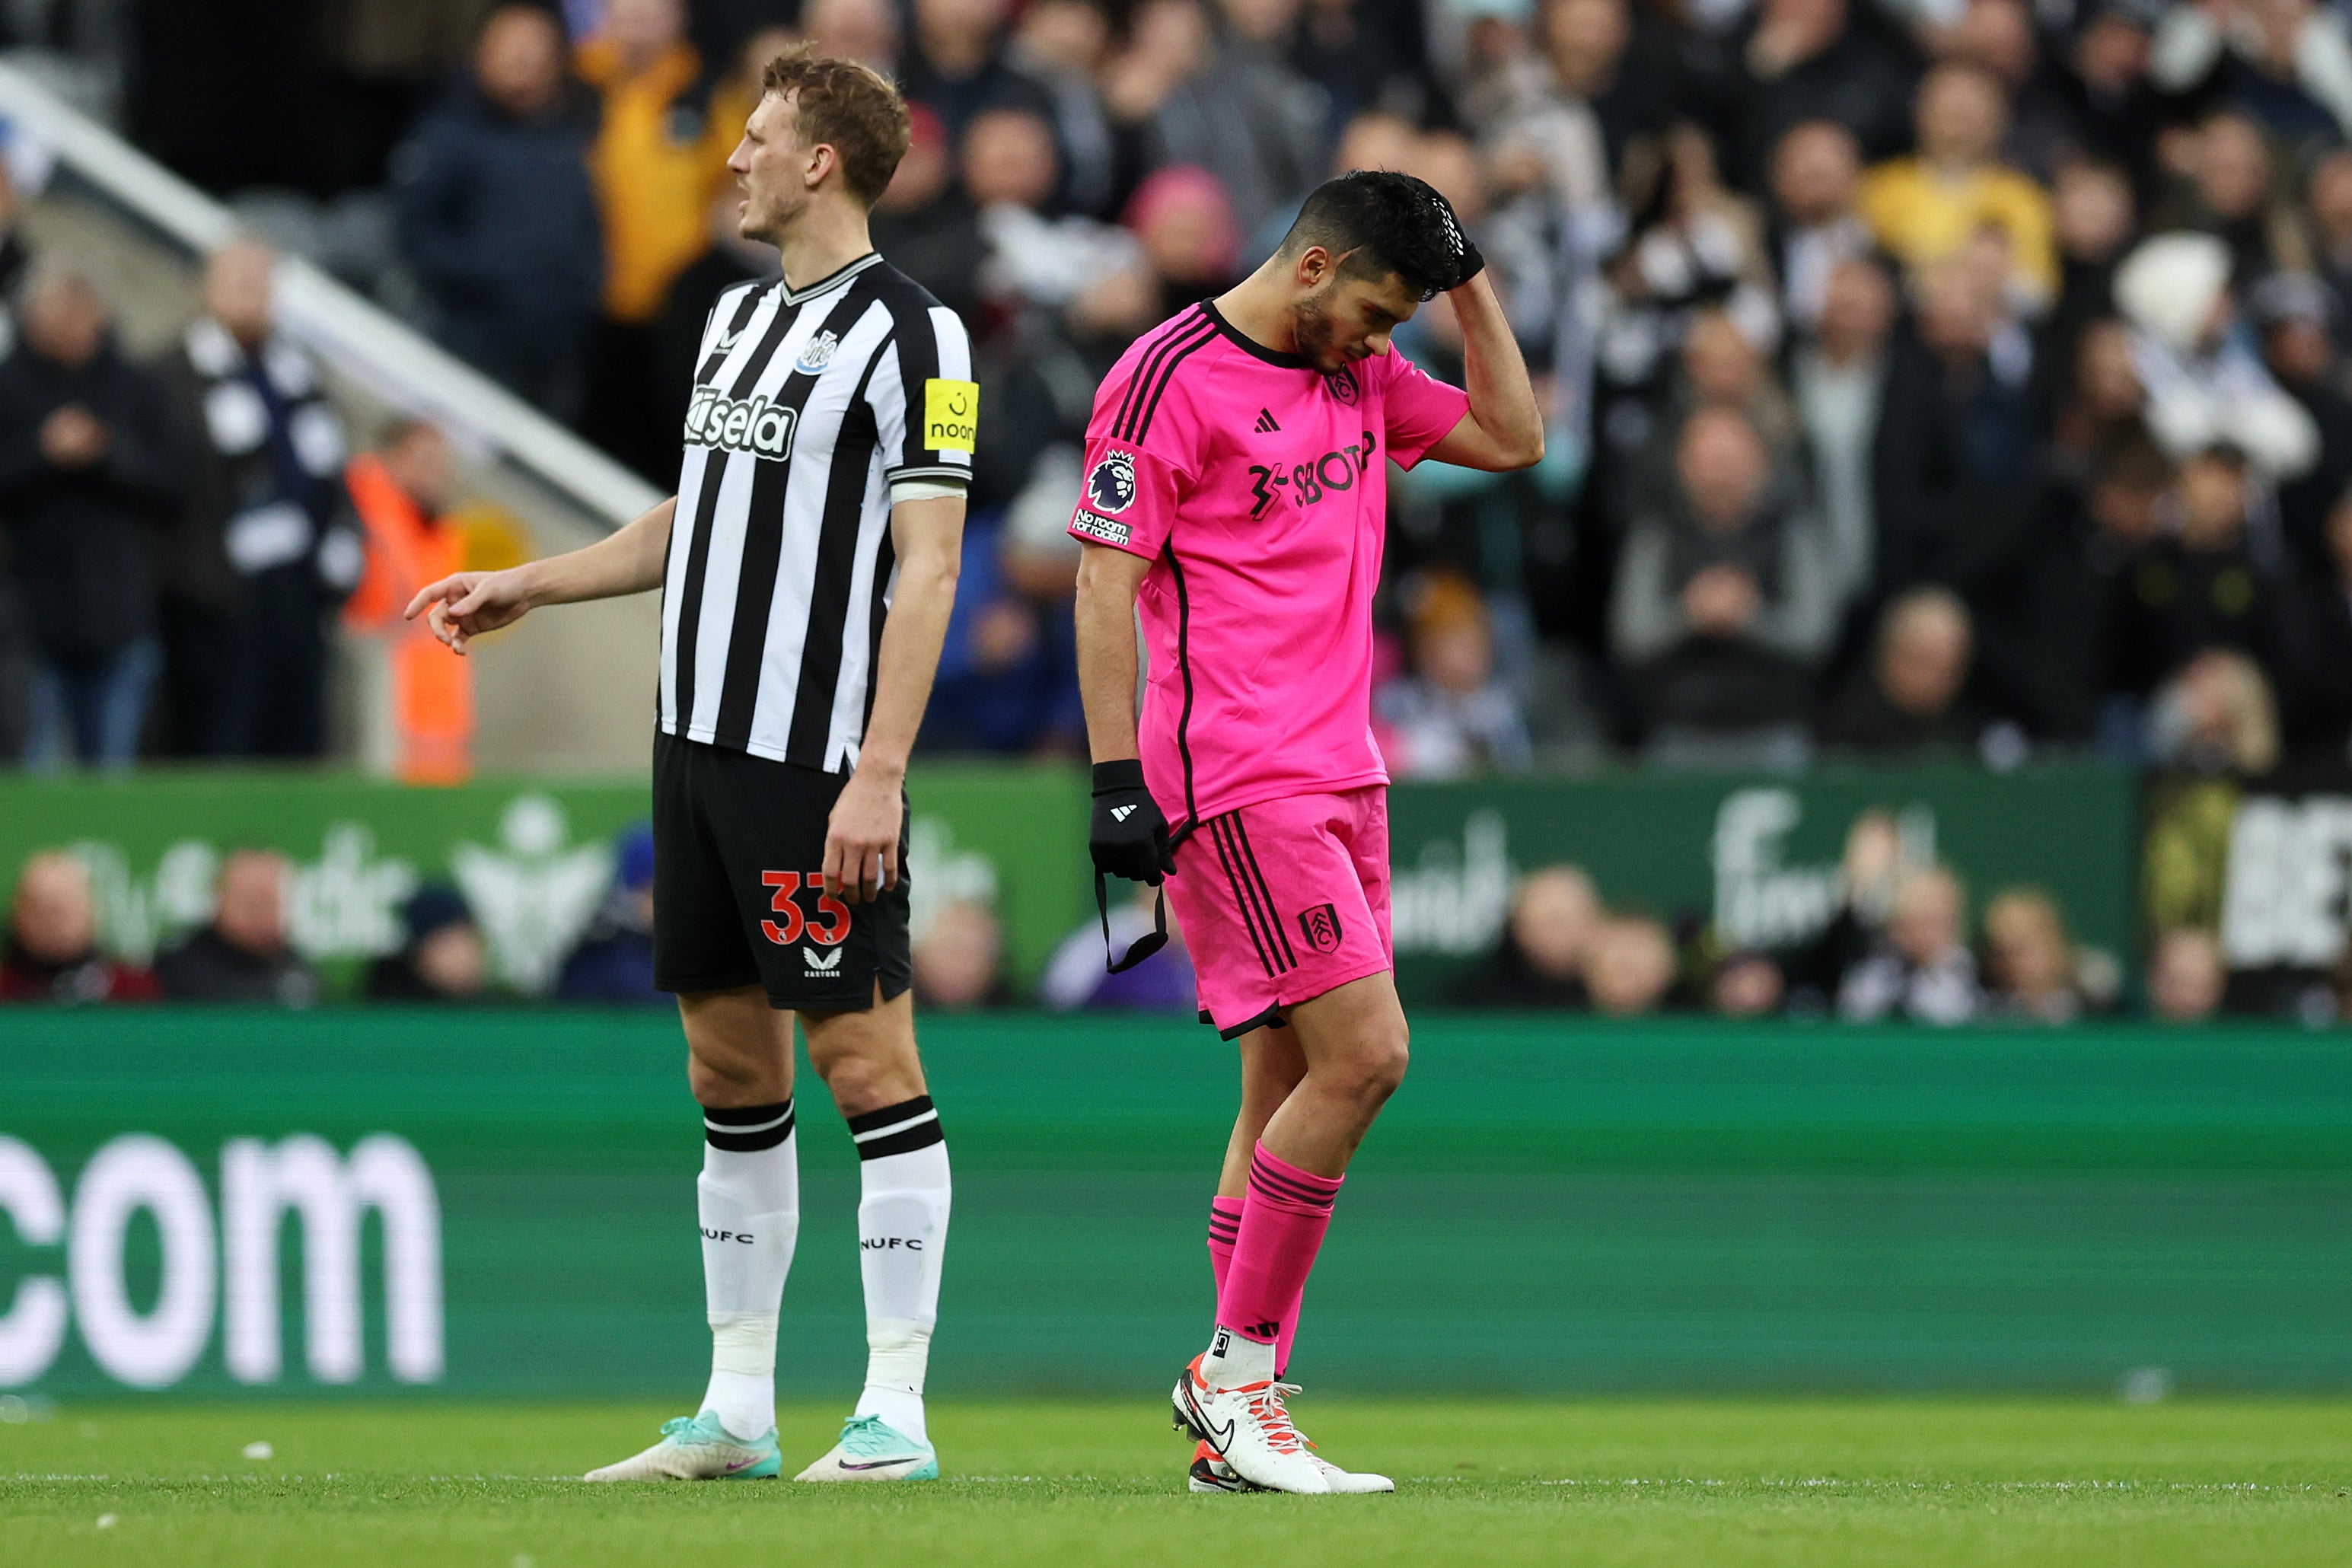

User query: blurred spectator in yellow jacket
[1859,62,2057,312]
[575,0,754,479]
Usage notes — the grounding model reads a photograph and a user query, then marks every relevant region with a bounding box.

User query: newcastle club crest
[795,330,840,374]
[1087,449,1138,514]
[1297,903,1343,954]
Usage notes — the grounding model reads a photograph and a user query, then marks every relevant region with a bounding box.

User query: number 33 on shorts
[759,871,853,946]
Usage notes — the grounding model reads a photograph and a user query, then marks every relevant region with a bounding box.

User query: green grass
[3,1399,2349,1566]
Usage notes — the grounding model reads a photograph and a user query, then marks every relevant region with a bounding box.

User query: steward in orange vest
[343,421,473,784]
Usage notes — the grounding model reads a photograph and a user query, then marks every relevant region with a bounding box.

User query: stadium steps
[0,56,661,775]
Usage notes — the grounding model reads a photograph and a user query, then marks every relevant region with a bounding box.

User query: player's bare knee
[814,1050,900,1119]
[684,1056,731,1104]
[1324,1032,1408,1116]
[686,1048,786,1107]
[808,1026,926,1120]
[1360,1034,1411,1104]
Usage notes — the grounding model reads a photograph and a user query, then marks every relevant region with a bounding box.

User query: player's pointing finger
[403,576,461,621]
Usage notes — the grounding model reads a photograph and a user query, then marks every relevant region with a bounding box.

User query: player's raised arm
[1420,272,1545,473]
[403,493,678,655]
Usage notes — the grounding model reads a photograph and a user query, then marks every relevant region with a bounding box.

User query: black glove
[1090,760,1177,974]
[1089,759,1172,885]
[1423,186,1484,292]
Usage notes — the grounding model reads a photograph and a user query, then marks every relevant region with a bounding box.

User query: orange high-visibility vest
[343,453,473,786]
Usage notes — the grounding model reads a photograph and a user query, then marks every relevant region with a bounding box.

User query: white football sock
[846,1096,950,1445]
[1200,1324,1276,1388]
[696,1100,800,1442]
[857,1319,933,1442]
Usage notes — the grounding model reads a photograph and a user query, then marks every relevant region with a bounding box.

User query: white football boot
[1273,1376,1395,1493]
[792,1414,939,1482]
[1186,1391,1396,1494]
[583,1413,781,1480]
[1307,1451,1396,1493]
[1188,1440,1257,1492]
[1172,1356,1330,1493]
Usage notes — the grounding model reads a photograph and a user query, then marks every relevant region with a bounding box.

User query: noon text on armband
[685,386,798,460]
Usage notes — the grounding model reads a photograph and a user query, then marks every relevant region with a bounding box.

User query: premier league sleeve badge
[1087,450,1139,515]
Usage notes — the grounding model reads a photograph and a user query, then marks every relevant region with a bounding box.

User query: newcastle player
[407,49,970,1484]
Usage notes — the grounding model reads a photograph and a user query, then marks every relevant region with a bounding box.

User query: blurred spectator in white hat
[155,238,364,762]
[2115,231,2318,480]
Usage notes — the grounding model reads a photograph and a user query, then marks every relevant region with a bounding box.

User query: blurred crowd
[0,824,1197,1012]
[0,817,2296,1020]
[0,215,483,775]
[1,0,2348,772]
[1438,835,2274,1023]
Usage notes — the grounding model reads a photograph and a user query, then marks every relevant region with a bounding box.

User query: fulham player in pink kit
[1071,172,1544,1493]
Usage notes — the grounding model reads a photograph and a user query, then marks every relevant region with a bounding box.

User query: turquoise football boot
[794,1413,940,1481]
[584,1412,782,1481]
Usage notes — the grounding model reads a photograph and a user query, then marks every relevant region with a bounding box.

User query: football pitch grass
[4,1400,2349,1566]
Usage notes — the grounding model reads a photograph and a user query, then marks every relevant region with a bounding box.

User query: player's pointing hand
[404,569,536,655]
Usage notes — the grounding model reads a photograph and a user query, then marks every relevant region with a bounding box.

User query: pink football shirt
[1069,301,1471,826]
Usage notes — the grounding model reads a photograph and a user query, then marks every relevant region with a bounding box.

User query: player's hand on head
[1090,760,1173,884]
[1420,184,1484,292]
[824,767,902,904]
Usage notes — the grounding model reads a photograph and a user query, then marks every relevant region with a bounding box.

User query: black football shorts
[651,731,911,1010]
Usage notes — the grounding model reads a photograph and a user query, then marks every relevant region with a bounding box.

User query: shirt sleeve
[1378,347,1473,470]
[871,303,977,502]
[1066,365,1198,559]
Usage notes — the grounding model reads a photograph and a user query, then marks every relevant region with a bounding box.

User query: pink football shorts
[1166,786,1394,1038]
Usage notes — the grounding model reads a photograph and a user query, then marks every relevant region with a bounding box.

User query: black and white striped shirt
[658,253,975,772]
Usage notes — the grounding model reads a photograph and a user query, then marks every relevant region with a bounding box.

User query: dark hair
[1277,171,1463,301]
[480,1,563,37]
[760,44,912,207]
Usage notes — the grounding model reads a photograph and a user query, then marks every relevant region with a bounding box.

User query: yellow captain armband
[922,378,980,453]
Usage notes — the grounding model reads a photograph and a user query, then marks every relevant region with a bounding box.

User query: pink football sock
[1206,1194,1301,1375]
[1215,1145,1341,1353]
[1206,1195,1241,1288]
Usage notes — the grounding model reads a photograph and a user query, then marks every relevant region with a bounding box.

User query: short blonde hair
[761,44,912,206]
